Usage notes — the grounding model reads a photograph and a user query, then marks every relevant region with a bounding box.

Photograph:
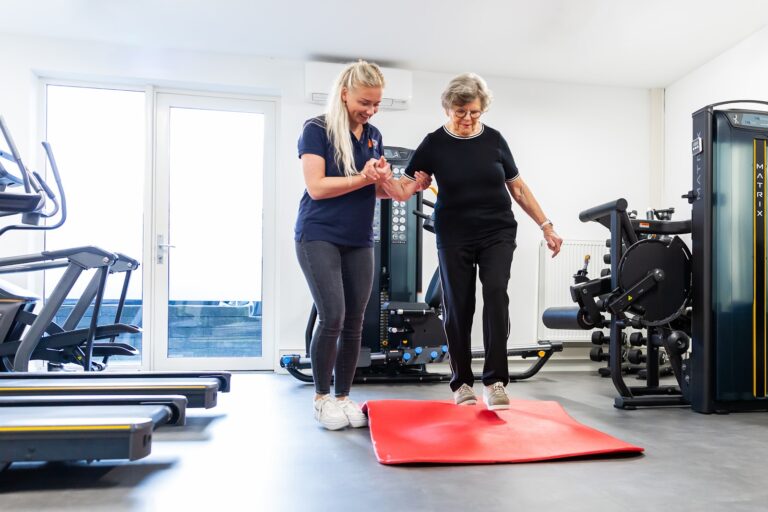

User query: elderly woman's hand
[543,226,563,257]
[413,171,432,191]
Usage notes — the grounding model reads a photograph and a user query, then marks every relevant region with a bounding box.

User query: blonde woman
[295,60,430,430]
[383,73,562,410]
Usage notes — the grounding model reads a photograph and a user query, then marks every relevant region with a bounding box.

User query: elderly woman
[383,73,562,410]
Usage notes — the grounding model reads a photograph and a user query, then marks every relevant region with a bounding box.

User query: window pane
[46,85,145,363]
[167,107,263,358]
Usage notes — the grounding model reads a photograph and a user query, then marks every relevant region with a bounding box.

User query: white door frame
[148,90,277,371]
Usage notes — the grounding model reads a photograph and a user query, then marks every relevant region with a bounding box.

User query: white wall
[665,25,768,212]
[0,32,653,367]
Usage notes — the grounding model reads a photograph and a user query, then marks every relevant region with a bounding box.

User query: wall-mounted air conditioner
[304,61,413,110]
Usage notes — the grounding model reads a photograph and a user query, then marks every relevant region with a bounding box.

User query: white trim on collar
[443,124,485,139]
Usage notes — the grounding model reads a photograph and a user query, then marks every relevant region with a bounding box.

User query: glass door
[44,84,146,369]
[152,92,275,370]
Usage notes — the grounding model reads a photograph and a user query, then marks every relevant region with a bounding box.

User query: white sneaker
[314,395,350,430]
[483,382,510,411]
[336,398,368,428]
[453,383,477,405]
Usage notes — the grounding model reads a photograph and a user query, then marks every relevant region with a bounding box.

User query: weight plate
[617,237,691,326]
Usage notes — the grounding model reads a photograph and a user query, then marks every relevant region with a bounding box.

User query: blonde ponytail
[325,60,385,177]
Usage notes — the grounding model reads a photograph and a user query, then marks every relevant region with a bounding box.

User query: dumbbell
[591,331,606,345]
[627,348,645,364]
[638,366,674,380]
[590,346,609,362]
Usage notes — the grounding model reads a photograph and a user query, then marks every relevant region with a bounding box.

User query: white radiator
[536,239,608,342]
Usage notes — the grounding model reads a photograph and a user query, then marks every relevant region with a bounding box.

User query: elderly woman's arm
[507,177,563,257]
[379,171,432,201]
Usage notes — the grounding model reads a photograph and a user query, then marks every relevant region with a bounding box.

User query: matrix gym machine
[544,101,768,413]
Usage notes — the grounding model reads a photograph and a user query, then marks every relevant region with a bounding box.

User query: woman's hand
[543,226,563,257]
[374,156,393,181]
[413,171,432,191]
[360,158,382,181]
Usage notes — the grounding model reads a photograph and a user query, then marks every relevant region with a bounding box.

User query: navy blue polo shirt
[294,115,383,247]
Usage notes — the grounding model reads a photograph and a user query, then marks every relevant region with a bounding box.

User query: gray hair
[440,73,493,111]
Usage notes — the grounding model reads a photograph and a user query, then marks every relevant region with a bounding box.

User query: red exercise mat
[362,399,643,465]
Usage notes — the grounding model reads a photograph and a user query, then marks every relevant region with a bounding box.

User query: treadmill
[0,395,188,425]
[0,116,229,469]
[0,116,232,404]
[0,377,222,408]
[0,404,177,469]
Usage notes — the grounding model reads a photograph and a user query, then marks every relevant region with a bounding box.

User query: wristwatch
[539,219,553,230]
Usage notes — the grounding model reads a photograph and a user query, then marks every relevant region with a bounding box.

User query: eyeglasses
[453,108,483,119]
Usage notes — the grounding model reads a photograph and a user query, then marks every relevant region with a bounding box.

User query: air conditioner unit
[304,61,413,110]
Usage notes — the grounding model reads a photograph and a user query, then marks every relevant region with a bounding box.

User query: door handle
[157,235,176,263]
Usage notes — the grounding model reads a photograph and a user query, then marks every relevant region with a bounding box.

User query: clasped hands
[360,157,431,191]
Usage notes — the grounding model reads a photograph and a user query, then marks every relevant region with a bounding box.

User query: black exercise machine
[282,146,562,383]
[543,197,692,409]
[544,101,768,413]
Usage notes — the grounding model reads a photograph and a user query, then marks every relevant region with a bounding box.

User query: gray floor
[1,371,768,511]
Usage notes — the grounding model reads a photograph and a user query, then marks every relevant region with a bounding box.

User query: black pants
[438,238,516,392]
[295,240,374,396]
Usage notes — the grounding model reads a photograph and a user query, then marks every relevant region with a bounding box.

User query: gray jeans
[295,240,374,396]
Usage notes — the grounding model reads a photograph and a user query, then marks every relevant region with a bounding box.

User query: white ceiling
[0,0,766,88]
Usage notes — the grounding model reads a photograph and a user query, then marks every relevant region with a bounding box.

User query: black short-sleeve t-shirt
[404,124,520,248]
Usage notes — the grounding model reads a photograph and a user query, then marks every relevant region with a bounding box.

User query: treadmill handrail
[0,246,117,268]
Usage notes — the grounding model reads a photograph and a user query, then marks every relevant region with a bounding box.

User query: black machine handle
[579,198,628,223]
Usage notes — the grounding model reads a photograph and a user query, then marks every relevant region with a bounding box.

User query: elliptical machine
[0,116,140,372]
